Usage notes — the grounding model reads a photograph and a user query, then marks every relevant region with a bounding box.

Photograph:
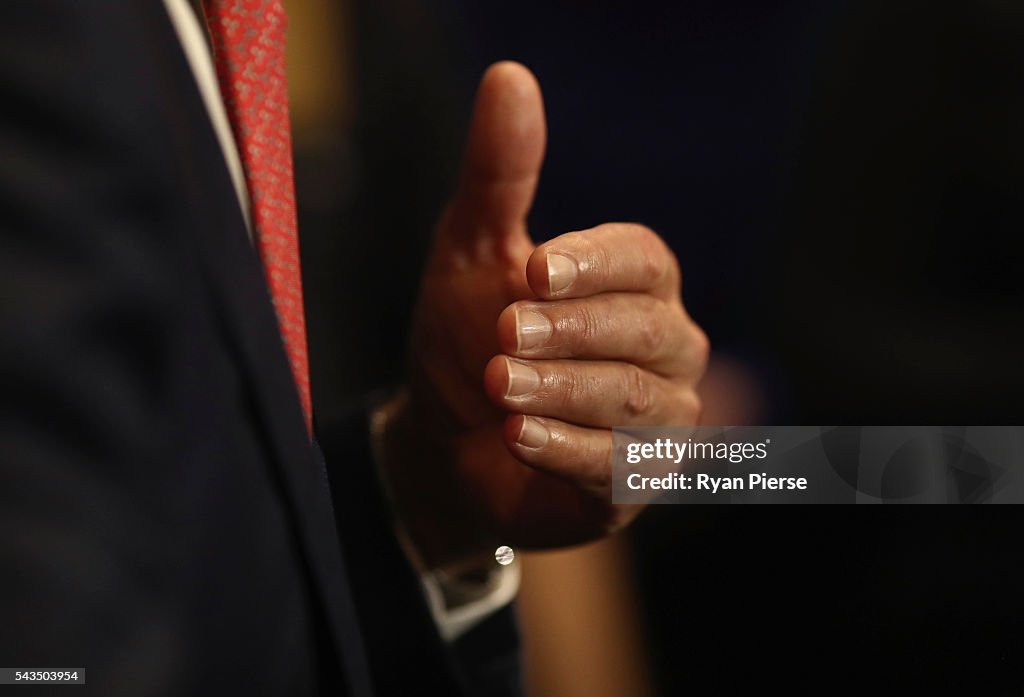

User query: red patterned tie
[202,0,312,435]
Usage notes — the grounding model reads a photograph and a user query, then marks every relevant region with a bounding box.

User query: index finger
[526,223,681,300]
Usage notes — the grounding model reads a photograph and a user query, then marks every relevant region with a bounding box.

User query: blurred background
[287,0,1024,693]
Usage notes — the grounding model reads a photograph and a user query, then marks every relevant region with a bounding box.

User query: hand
[378,62,708,569]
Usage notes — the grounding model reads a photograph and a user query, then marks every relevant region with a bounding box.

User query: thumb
[445,61,547,245]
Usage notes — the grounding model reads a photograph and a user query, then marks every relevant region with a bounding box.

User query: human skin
[378,62,709,568]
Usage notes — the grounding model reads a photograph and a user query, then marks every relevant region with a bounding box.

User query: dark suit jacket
[0,3,486,695]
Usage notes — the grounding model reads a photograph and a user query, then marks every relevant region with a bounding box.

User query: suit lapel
[141,1,366,687]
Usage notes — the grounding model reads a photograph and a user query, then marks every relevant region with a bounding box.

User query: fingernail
[517,416,549,448]
[547,253,578,294]
[515,307,553,351]
[505,358,541,398]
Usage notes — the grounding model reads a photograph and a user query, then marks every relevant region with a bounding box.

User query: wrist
[373,389,499,571]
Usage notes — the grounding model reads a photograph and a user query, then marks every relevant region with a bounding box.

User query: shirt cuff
[397,525,521,642]
[370,400,521,642]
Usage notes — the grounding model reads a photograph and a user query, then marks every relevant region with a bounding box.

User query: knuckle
[668,254,683,294]
[631,224,682,294]
[681,391,703,425]
[641,246,667,283]
[557,366,593,409]
[689,325,711,372]
[630,224,670,281]
[635,303,668,356]
[622,364,656,418]
[625,222,656,240]
[565,302,604,350]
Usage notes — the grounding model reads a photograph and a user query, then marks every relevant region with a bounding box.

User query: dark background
[296,0,1024,691]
